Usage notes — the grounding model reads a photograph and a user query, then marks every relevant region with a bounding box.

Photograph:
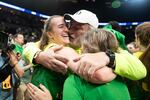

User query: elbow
[93,67,117,83]
[138,70,147,80]
[142,69,147,79]
[129,71,147,81]
[93,72,116,83]
[95,74,109,83]
[136,68,147,80]
[97,75,116,83]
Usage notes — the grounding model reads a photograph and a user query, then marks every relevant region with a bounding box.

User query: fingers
[74,55,86,73]
[88,66,96,79]
[39,84,48,93]
[54,54,68,64]
[76,61,84,75]
[51,59,68,74]
[82,63,91,81]
[38,51,68,74]
[26,83,52,100]
[49,45,63,52]
[27,83,38,93]
[67,60,78,72]
[27,83,47,100]
[27,89,38,100]
[26,89,36,100]
[76,60,90,80]
[73,55,84,62]
[75,57,99,81]
[73,57,81,62]
[26,83,39,100]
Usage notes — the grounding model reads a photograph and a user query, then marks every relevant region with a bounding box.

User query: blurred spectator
[127,42,140,54]
[135,22,150,93]
[103,21,128,50]
[0,46,24,100]
[108,21,121,32]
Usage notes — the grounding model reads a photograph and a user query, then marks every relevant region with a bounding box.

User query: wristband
[105,50,115,69]
[33,51,41,64]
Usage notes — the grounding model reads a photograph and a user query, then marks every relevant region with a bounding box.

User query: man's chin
[70,38,74,42]
[69,42,80,49]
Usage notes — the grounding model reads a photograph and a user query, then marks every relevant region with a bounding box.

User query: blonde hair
[81,29,118,53]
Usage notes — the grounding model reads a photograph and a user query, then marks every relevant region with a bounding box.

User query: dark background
[1,0,150,22]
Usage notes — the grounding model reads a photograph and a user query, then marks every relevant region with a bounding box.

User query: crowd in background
[0,6,43,44]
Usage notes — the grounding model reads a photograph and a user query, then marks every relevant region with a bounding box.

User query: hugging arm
[23,42,68,74]
[74,49,147,82]
[114,50,146,80]
[56,47,116,83]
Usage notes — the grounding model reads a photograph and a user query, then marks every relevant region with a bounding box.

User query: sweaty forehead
[71,20,85,26]
[70,20,90,31]
[51,17,65,25]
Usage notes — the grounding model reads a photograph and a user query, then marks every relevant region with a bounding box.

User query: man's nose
[64,26,69,32]
[68,28,74,34]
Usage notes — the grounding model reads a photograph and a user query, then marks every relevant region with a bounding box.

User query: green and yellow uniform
[24,42,67,100]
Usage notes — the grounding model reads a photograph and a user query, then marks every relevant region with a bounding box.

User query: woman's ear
[135,37,140,47]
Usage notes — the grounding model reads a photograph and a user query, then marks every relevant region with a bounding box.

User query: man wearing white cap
[65,9,99,28]
[62,9,146,100]
[64,9,146,81]
[64,10,99,49]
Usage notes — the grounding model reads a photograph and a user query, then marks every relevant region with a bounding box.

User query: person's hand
[35,45,69,74]
[26,83,52,100]
[74,52,110,81]
[7,51,18,67]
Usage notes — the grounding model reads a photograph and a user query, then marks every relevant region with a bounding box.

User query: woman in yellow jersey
[30,15,70,100]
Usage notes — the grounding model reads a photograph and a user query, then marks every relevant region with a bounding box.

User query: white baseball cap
[64,10,99,28]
